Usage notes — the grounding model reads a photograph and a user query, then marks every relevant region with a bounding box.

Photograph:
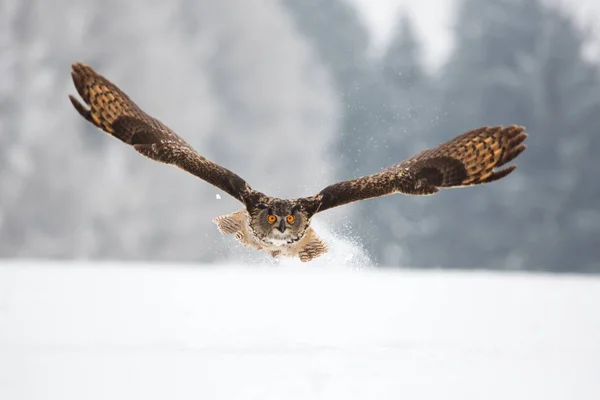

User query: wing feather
[68,62,253,204]
[301,125,527,215]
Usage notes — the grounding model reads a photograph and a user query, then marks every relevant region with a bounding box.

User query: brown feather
[298,229,328,262]
[68,62,527,263]
[302,125,527,215]
[68,62,254,204]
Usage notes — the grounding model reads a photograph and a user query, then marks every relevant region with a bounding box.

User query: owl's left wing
[300,125,527,216]
[68,62,254,205]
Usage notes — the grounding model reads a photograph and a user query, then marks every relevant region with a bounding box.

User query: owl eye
[267,214,277,224]
[286,215,295,224]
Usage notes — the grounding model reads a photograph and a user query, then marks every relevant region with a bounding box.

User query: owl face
[250,200,309,246]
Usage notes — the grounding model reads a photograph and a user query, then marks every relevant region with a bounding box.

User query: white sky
[348,0,600,70]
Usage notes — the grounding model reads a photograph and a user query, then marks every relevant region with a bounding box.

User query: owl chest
[263,233,301,245]
[248,227,305,254]
[258,237,307,258]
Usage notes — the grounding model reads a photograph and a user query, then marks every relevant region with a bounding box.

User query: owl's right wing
[68,62,253,205]
[300,125,527,216]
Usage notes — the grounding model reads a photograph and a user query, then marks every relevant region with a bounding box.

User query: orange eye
[286,215,295,224]
[267,214,277,224]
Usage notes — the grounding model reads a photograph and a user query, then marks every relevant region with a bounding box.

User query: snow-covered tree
[0,0,338,263]
[425,0,600,271]
[361,12,440,266]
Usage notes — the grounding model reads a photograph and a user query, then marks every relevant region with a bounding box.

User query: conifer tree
[429,0,600,271]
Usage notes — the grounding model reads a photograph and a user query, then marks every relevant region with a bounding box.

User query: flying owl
[68,62,527,262]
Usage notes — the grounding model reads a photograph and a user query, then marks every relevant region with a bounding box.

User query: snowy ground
[1,260,599,400]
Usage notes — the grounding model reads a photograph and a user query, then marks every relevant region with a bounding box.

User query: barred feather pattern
[301,125,527,215]
[298,230,328,262]
[68,62,252,204]
[69,62,528,263]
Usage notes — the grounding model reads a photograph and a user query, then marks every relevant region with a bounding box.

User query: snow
[1,260,599,399]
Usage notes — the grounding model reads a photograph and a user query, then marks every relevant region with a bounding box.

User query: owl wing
[68,62,253,204]
[301,125,527,215]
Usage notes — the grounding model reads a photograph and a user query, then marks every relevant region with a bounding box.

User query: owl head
[250,199,310,245]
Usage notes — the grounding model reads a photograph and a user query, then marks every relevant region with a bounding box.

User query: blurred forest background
[0,0,599,272]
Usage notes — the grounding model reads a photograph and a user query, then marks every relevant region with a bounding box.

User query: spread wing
[301,125,527,215]
[68,62,253,204]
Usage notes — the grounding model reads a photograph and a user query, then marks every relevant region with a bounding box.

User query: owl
[69,63,527,262]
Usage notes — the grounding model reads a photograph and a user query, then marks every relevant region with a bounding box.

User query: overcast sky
[348,0,600,70]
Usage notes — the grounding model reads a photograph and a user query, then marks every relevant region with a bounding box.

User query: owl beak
[277,219,286,233]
